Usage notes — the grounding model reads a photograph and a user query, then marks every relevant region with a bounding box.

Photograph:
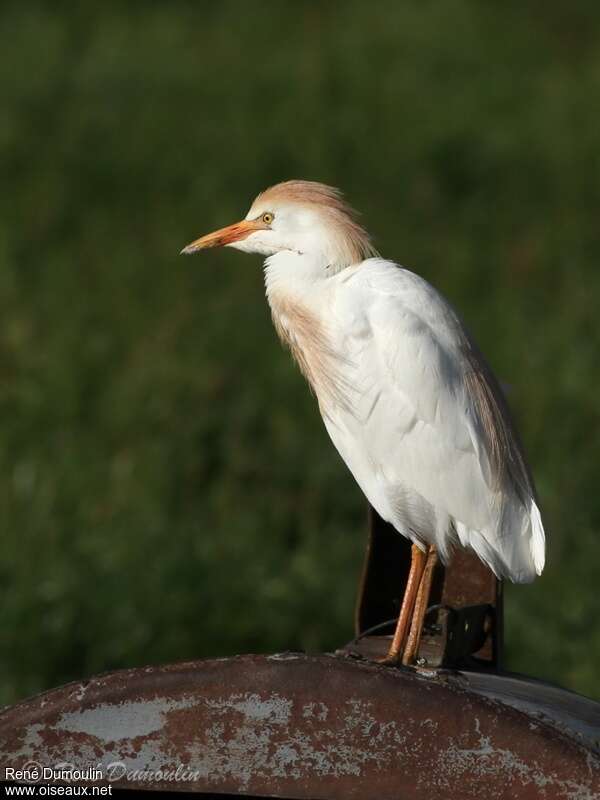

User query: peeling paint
[302,701,329,721]
[1,654,598,799]
[56,697,198,742]
[267,652,302,661]
[206,692,292,725]
[441,737,598,800]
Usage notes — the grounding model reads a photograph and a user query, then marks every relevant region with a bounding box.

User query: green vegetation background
[1,1,599,706]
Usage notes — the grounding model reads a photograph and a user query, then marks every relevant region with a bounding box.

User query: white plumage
[182,180,545,660]
[266,252,544,583]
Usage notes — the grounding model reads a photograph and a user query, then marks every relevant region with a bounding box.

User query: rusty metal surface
[1,654,599,798]
[451,670,600,756]
[355,507,412,635]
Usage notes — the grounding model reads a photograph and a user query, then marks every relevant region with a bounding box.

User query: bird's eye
[261,212,274,225]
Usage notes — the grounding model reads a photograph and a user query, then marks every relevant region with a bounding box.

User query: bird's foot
[376,650,404,667]
[375,644,421,667]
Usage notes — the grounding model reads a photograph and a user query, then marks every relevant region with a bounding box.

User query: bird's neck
[264,251,346,412]
[263,250,328,305]
[264,251,326,345]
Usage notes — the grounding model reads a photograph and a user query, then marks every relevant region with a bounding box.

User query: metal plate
[1,654,599,798]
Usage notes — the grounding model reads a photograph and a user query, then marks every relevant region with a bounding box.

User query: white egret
[182,181,545,665]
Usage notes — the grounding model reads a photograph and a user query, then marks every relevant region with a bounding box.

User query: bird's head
[181,180,377,273]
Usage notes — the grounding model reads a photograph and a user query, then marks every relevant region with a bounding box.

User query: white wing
[324,259,545,583]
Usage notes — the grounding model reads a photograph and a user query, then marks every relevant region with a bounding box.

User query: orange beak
[180,219,266,255]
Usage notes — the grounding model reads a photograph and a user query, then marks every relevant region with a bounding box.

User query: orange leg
[382,544,426,663]
[402,545,438,666]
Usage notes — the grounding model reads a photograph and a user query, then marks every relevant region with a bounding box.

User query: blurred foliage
[0,0,599,705]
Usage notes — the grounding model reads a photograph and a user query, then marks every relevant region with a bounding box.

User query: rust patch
[0,655,598,798]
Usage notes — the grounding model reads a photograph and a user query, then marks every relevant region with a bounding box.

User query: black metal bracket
[418,603,495,668]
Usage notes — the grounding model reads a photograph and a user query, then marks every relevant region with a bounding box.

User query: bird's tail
[528,500,546,576]
[455,499,545,584]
